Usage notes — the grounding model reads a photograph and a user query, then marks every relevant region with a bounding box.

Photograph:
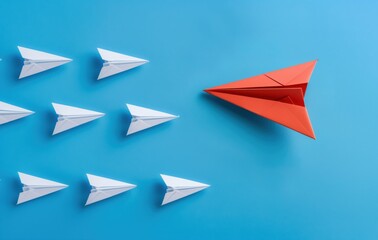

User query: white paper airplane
[52,103,105,135]
[161,174,210,205]
[126,104,179,135]
[97,48,148,80]
[0,101,34,125]
[18,46,72,79]
[85,174,136,206]
[17,172,68,204]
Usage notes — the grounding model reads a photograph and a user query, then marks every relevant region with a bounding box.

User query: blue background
[0,0,377,239]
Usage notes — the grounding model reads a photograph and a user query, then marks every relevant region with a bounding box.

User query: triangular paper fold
[126,104,178,135]
[17,172,68,204]
[18,46,72,79]
[161,174,209,205]
[52,103,105,135]
[0,101,34,125]
[97,48,148,80]
[85,174,136,206]
[205,60,317,139]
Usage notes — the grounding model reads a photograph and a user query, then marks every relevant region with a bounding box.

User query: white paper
[17,172,68,204]
[126,104,178,135]
[52,103,105,135]
[161,174,209,205]
[0,101,34,125]
[97,48,148,80]
[85,174,136,206]
[18,46,72,79]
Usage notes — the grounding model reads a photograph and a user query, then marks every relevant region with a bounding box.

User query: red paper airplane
[204,60,317,139]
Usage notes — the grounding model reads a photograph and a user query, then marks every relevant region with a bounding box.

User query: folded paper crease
[205,60,317,139]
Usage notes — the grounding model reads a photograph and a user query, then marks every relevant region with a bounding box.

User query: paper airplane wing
[17,172,68,204]
[18,46,72,79]
[205,90,315,138]
[86,188,133,206]
[18,47,71,61]
[127,104,177,118]
[53,103,103,116]
[19,172,66,186]
[0,101,34,125]
[161,174,209,205]
[98,48,147,62]
[52,103,105,135]
[85,174,136,206]
[126,104,178,135]
[265,60,317,95]
[87,174,135,188]
[97,48,148,80]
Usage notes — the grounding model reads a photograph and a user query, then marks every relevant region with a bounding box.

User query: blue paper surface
[0,0,377,239]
